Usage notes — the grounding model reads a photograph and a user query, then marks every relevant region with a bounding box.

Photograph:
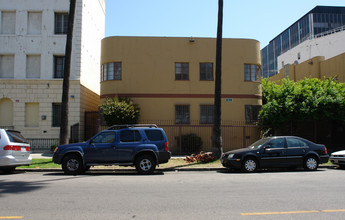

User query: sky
[105,0,345,49]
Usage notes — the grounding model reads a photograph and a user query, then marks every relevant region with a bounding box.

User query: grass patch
[18,159,60,169]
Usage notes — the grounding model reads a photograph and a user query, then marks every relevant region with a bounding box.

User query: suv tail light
[324,146,328,154]
[4,145,22,151]
[164,142,169,151]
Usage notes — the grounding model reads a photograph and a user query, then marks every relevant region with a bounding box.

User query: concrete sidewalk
[31,153,53,159]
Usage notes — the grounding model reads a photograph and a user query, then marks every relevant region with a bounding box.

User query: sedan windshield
[248,138,271,149]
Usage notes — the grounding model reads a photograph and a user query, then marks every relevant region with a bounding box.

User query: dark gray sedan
[221,136,329,172]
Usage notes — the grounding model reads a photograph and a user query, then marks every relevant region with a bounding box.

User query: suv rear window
[6,130,28,143]
[145,130,164,141]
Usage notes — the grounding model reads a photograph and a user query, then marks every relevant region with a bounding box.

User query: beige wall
[271,53,345,82]
[321,53,345,82]
[0,80,100,140]
[126,98,261,122]
[100,36,262,122]
[0,80,80,138]
[79,85,100,140]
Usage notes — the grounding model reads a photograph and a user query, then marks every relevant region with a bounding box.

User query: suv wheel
[62,154,84,175]
[135,155,156,175]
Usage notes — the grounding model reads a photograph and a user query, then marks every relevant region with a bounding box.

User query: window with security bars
[175,105,190,124]
[244,64,261,82]
[52,103,61,127]
[55,13,68,34]
[200,63,213,80]
[175,63,189,80]
[101,62,122,81]
[245,105,261,123]
[200,105,214,124]
[54,56,65,78]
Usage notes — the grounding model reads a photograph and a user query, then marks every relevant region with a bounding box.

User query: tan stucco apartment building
[100,36,262,152]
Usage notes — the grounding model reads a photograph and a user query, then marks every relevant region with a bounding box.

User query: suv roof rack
[107,124,158,130]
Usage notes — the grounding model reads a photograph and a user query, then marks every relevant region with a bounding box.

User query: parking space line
[241,209,345,216]
[0,217,23,219]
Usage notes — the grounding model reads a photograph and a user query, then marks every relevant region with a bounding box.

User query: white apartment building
[0,0,105,145]
[277,26,345,70]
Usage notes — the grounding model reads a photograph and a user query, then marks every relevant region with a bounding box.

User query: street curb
[16,165,335,173]
[16,167,225,173]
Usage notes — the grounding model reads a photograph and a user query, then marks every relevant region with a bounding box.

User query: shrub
[178,133,203,153]
[100,97,140,126]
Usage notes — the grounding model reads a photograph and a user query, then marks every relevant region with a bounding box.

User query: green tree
[259,77,345,133]
[100,97,140,126]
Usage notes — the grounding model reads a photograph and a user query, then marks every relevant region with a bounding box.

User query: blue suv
[53,124,171,175]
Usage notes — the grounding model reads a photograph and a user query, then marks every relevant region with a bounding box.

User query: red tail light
[4,145,22,151]
[3,145,12,150]
[164,142,169,151]
[324,146,328,154]
[26,147,31,152]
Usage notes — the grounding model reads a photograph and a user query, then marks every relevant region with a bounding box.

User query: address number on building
[225,98,233,102]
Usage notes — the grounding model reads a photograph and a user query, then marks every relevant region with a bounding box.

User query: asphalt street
[1,168,345,220]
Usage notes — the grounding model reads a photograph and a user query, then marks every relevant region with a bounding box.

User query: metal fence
[100,120,261,155]
[23,120,260,154]
[27,138,59,153]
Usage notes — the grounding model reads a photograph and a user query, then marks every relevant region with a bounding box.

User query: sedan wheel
[304,156,318,171]
[242,158,258,172]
